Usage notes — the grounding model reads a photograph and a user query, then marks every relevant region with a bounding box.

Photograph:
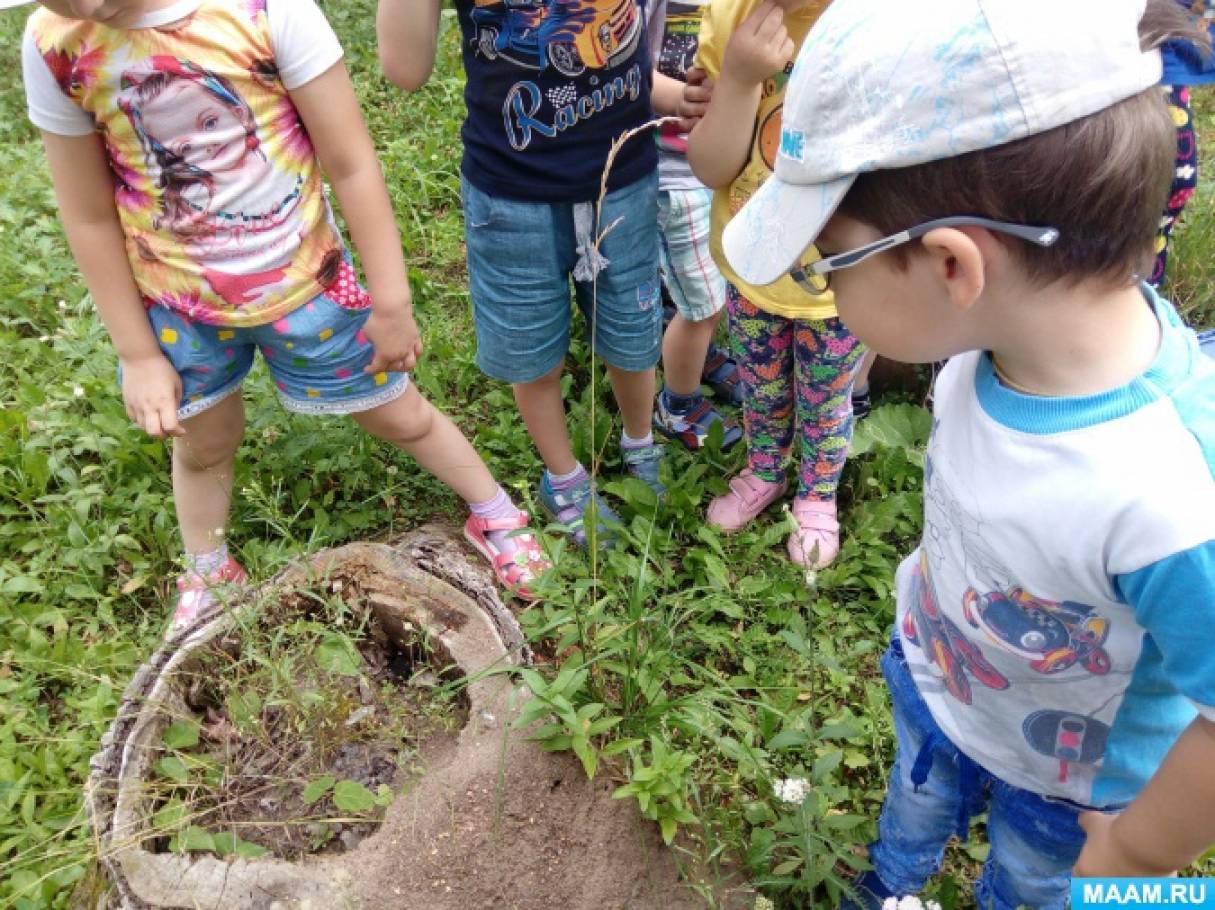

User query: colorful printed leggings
[728,287,863,500]
[1152,84,1199,288]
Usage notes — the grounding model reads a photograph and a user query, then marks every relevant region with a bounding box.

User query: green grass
[1,3,1213,908]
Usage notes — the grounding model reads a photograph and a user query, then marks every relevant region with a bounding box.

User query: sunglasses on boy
[790,216,1061,296]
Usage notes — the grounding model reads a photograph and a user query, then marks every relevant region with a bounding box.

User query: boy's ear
[920,227,985,312]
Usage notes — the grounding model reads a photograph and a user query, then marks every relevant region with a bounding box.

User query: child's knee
[174,427,242,471]
[366,391,434,445]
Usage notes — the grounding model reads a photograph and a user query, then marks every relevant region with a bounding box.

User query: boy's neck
[983,280,1161,399]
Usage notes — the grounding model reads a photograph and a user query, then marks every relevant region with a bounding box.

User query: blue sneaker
[702,345,746,406]
[654,389,743,451]
[621,441,666,497]
[537,472,619,549]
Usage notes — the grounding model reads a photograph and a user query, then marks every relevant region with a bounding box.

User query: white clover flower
[882,897,941,910]
[58,300,67,310]
[754,898,775,910]
[773,777,810,805]
[38,335,50,343]
[73,386,85,398]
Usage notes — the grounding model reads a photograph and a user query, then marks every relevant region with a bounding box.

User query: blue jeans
[868,637,1094,910]
[1199,329,1215,360]
[461,171,662,384]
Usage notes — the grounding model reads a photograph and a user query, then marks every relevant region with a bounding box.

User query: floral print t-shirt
[23,0,346,327]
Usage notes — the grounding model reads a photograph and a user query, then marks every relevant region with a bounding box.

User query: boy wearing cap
[723,0,1215,904]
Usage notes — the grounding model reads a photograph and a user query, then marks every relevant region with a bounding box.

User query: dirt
[153,568,468,861]
[350,716,720,910]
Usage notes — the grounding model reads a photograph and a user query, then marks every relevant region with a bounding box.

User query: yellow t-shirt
[697,0,836,319]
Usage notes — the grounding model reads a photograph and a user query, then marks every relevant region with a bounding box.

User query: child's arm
[377,0,444,91]
[42,131,183,438]
[651,69,685,117]
[1075,716,1215,876]
[289,62,421,374]
[686,0,792,189]
[654,69,716,134]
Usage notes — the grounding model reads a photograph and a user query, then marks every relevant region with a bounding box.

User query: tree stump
[82,527,703,910]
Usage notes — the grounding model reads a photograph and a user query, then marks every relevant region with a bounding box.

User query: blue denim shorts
[461,171,662,384]
[143,275,409,419]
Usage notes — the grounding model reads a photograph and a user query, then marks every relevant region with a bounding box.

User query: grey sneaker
[536,471,619,549]
[621,442,666,497]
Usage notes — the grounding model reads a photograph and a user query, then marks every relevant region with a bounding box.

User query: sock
[661,387,702,416]
[620,430,654,451]
[184,544,229,579]
[469,485,525,557]
[546,463,589,491]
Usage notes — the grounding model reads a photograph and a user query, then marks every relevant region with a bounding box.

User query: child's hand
[677,67,714,131]
[363,304,424,375]
[721,1,794,88]
[121,353,184,438]
[1074,811,1176,878]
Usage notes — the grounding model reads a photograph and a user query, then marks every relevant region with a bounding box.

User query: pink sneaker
[463,510,550,602]
[707,469,789,532]
[787,498,840,568]
[171,557,248,634]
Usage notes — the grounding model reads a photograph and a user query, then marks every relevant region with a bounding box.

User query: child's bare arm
[377,0,444,91]
[687,0,792,188]
[1075,715,1215,875]
[289,61,421,375]
[42,130,183,438]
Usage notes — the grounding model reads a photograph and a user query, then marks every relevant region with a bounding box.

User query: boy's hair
[837,0,1206,287]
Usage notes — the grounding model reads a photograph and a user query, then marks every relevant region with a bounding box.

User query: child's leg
[138,305,257,632]
[785,318,860,566]
[1151,84,1198,288]
[573,172,665,493]
[512,362,578,475]
[605,363,657,442]
[731,289,796,482]
[172,392,246,554]
[663,311,721,395]
[353,383,498,504]
[352,384,548,595]
[655,186,741,450]
[975,779,1089,910]
[794,317,863,501]
[657,186,728,398]
[860,638,981,905]
[707,288,793,530]
[851,347,878,420]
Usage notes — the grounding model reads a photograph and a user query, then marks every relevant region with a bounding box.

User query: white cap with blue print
[723,0,1164,287]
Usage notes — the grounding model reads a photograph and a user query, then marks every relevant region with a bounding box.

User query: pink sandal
[172,557,248,634]
[787,499,840,568]
[463,511,550,602]
[707,469,789,532]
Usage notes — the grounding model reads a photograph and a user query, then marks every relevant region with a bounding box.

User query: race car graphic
[471,0,641,77]
[1022,709,1110,784]
[902,554,1009,705]
[962,586,1111,676]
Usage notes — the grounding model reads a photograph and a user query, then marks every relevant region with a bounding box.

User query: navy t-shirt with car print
[456,0,657,202]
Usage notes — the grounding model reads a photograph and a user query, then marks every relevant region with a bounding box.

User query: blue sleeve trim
[1115,541,1215,712]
